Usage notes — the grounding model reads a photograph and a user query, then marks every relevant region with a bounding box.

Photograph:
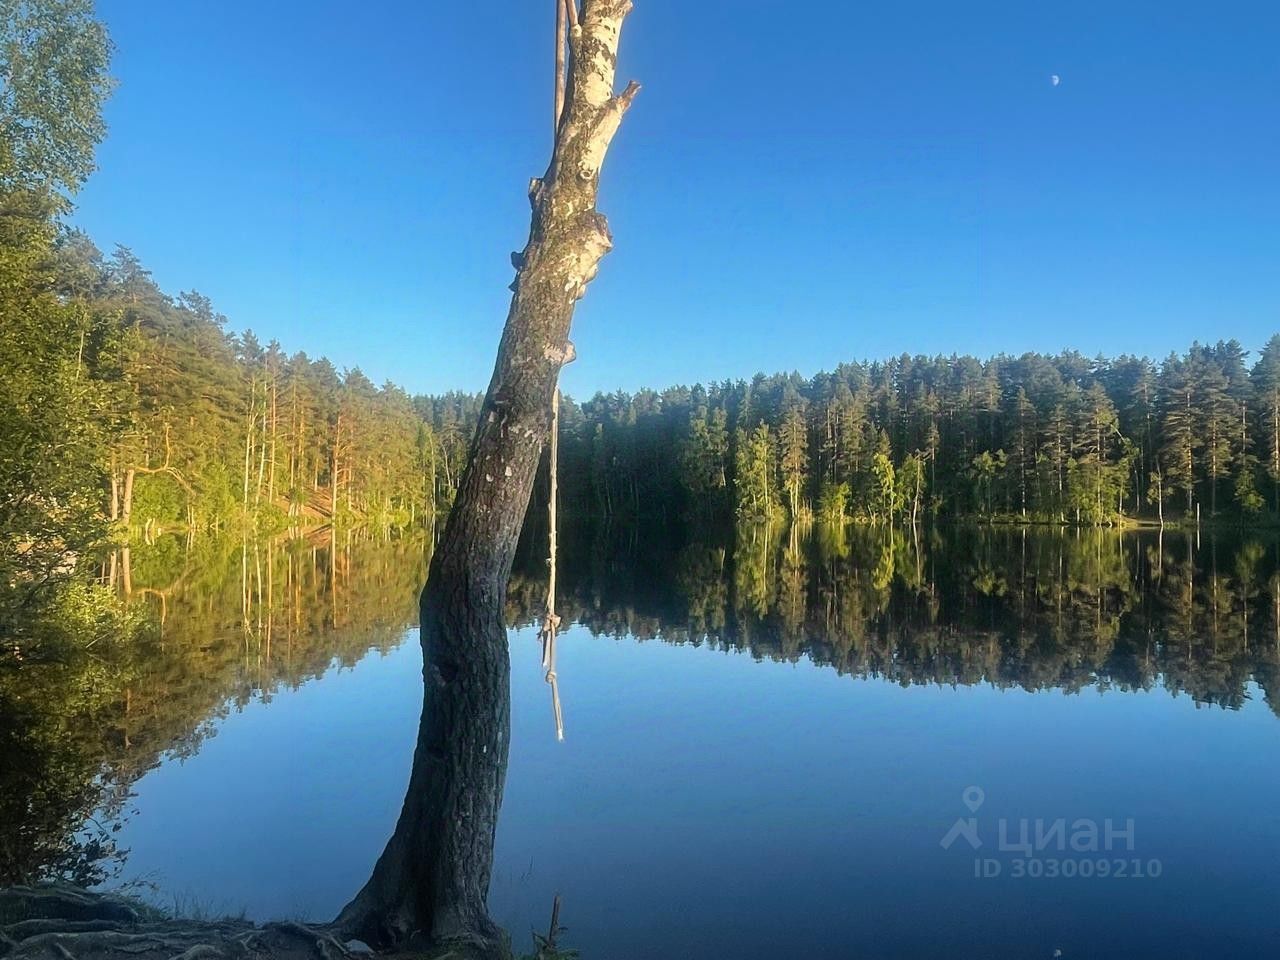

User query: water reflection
[0,531,428,888]
[509,524,1280,713]
[4,523,1280,895]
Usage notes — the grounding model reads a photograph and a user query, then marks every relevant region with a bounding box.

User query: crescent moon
[1051,75,1061,86]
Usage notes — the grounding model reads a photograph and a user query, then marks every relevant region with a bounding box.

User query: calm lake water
[8,525,1280,958]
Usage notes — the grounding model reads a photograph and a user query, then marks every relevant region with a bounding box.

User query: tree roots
[0,886,394,960]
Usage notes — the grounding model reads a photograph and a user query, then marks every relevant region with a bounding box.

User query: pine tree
[777,406,809,520]
[896,452,927,526]
[1006,387,1037,517]
[734,423,776,523]
[1252,335,1280,513]
[1197,354,1235,517]
[1068,383,1126,524]
[1157,354,1198,515]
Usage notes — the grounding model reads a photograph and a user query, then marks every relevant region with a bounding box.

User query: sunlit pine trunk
[331,409,343,520]
[269,373,278,505]
[256,402,268,509]
[243,377,255,510]
[121,468,135,527]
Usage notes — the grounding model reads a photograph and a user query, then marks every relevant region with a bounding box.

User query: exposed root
[0,886,382,960]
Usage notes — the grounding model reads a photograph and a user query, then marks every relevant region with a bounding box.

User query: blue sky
[75,0,1279,397]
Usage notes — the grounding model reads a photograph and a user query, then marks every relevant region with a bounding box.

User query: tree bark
[120,469,135,527]
[336,1,638,951]
[330,411,341,520]
[243,379,255,509]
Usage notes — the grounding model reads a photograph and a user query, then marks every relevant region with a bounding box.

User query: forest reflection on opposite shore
[5,521,1280,894]
[512,521,1280,713]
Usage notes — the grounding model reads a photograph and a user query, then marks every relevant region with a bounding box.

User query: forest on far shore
[4,0,1280,669]
[21,231,1280,536]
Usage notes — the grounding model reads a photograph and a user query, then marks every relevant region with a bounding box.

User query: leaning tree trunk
[336,0,638,952]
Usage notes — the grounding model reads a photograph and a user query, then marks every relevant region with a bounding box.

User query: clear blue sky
[74,0,1278,398]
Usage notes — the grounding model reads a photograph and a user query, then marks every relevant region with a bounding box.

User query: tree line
[546,340,1280,527]
[16,218,1280,557]
[53,239,484,535]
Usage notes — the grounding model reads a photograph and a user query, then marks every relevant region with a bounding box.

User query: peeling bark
[335,1,638,952]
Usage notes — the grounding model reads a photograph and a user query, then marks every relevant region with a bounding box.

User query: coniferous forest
[13,229,1280,544]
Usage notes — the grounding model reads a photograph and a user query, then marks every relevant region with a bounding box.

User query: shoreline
[0,885,507,960]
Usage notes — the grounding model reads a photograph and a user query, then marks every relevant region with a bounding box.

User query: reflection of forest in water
[0,532,430,889]
[508,523,1280,713]
[5,523,1280,890]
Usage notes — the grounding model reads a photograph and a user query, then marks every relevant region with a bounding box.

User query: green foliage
[540,340,1280,529]
[968,450,1003,515]
[1235,465,1265,515]
[734,423,776,522]
[777,404,809,519]
[1252,334,1280,513]
[0,0,132,660]
[0,189,127,642]
[20,236,475,538]
[679,407,728,515]
[1063,383,1130,524]
[0,0,113,202]
[817,480,850,525]
[0,577,142,885]
[870,451,897,522]
[896,452,926,522]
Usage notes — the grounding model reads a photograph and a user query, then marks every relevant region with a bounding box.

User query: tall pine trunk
[243,379,255,510]
[121,468,135,527]
[269,375,278,505]
[331,408,344,519]
[336,1,638,950]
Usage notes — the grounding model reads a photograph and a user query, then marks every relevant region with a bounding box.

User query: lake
[6,524,1280,958]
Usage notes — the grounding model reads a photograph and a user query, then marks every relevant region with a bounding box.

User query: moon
[1051,74,1061,87]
